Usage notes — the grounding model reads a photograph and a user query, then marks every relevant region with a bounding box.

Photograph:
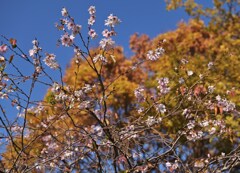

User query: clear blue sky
[0,0,212,116]
[1,0,192,58]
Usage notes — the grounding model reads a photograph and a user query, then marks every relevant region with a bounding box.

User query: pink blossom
[67,21,75,30]
[60,33,74,47]
[88,15,96,25]
[29,49,36,57]
[88,29,97,39]
[99,38,115,49]
[0,44,8,54]
[147,47,164,61]
[72,24,82,36]
[157,77,170,95]
[105,14,121,27]
[102,29,116,38]
[134,87,145,102]
[88,6,96,15]
[93,54,107,64]
[43,53,59,69]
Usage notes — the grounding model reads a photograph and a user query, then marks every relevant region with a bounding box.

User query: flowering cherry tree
[0,1,240,172]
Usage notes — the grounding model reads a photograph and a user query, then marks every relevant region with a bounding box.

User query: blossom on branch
[0,44,8,53]
[105,14,121,27]
[147,47,165,61]
[43,53,59,69]
[88,29,97,39]
[99,38,115,49]
[61,7,68,17]
[60,33,74,46]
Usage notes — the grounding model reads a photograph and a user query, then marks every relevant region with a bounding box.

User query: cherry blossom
[179,77,185,84]
[187,70,193,76]
[43,53,59,69]
[88,6,96,15]
[0,56,5,62]
[134,87,145,102]
[93,54,107,64]
[155,103,166,113]
[102,29,116,38]
[147,47,164,61]
[0,44,8,53]
[99,38,115,49]
[60,33,74,46]
[105,14,121,27]
[61,7,68,17]
[157,77,170,95]
[72,24,82,36]
[208,61,214,69]
[88,29,97,39]
[88,15,96,25]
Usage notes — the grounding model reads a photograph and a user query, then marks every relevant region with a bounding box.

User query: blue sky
[0,0,212,117]
[1,0,192,57]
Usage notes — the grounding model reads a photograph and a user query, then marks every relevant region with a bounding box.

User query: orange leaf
[9,38,17,48]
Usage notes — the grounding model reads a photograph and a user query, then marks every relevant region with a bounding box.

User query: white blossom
[61,33,74,47]
[88,15,96,25]
[88,6,96,15]
[102,29,116,38]
[187,120,195,130]
[147,47,164,61]
[216,95,221,101]
[179,77,185,84]
[105,14,121,27]
[93,54,107,64]
[146,116,156,127]
[209,127,216,135]
[73,25,82,35]
[208,85,215,93]
[208,61,214,69]
[61,7,68,17]
[155,103,166,113]
[99,38,115,50]
[88,29,97,39]
[0,56,5,62]
[43,53,59,69]
[181,58,188,64]
[134,87,145,102]
[166,162,172,167]
[187,70,193,76]
[157,77,170,95]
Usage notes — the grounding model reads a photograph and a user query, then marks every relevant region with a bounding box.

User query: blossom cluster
[104,13,121,27]
[145,116,162,127]
[99,12,121,49]
[99,38,115,50]
[185,118,226,141]
[43,53,59,69]
[157,77,170,95]
[29,39,41,57]
[147,47,165,61]
[58,8,82,46]
[215,95,235,112]
[88,6,96,25]
[88,6,97,39]
[93,54,108,64]
[134,86,145,102]
[60,33,75,47]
